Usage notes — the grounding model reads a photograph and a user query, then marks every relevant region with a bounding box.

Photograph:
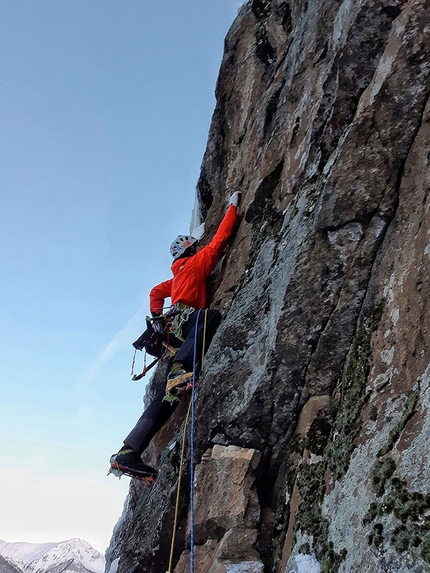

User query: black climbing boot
[108,448,157,482]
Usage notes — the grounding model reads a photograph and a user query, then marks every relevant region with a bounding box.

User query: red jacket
[150,205,237,313]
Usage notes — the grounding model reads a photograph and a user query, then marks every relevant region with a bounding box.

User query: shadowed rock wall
[106,1,430,571]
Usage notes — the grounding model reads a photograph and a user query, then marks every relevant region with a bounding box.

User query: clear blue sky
[0,0,243,553]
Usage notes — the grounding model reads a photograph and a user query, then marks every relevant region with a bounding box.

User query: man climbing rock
[109,192,240,481]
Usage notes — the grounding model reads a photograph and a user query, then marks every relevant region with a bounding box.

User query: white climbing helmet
[170,235,197,260]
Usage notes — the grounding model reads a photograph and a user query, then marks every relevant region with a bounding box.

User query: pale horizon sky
[0,0,244,553]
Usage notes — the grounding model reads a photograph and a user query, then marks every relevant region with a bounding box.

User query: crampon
[165,371,195,395]
[108,457,157,484]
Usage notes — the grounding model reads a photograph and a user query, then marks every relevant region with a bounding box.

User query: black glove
[152,316,164,333]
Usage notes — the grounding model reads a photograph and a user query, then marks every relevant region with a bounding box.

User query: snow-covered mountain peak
[0,539,105,573]
[30,538,104,573]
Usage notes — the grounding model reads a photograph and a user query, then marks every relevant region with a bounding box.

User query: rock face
[106,1,430,572]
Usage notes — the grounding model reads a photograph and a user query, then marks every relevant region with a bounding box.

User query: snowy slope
[0,539,105,573]
[0,541,58,565]
[0,554,22,573]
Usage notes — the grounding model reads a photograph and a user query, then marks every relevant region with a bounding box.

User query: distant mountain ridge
[0,539,105,573]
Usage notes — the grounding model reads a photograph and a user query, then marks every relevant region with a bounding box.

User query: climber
[109,191,241,481]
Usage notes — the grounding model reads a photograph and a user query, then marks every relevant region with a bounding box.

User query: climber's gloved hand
[229,191,241,207]
[152,316,165,333]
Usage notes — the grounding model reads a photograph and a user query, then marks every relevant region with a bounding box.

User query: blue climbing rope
[189,309,201,573]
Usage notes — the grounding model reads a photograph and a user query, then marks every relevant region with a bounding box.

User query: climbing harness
[167,303,196,341]
[166,309,208,573]
[161,305,198,400]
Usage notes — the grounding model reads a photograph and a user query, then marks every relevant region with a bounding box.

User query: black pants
[124,309,221,454]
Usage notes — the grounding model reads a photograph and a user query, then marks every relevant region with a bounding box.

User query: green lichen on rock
[304,175,326,216]
[377,383,420,457]
[293,462,347,573]
[372,457,396,497]
[274,305,384,571]
[368,523,384,548]
[277,417,345,570]
[304,416,333,456]
[326,304,384,481]
[359,377,430,564]
[420,537,430,562]
[369,380,430,561]
[363,502,378,526]
[382,479,430,561]
[364,452,430,563]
